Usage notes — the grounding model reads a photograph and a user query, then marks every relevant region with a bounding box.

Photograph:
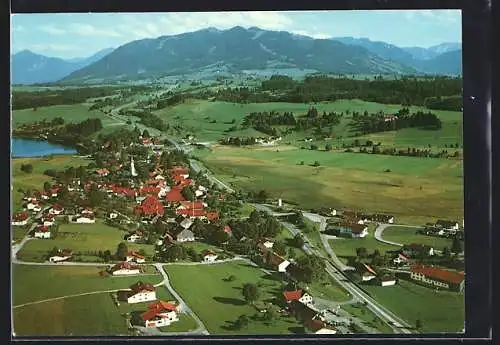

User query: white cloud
[291,30,330,39]
[69,23,121,37]
[39,25,65,35]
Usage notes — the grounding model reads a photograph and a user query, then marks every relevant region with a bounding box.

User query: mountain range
[12,27,461,85]
[11,48,114,85]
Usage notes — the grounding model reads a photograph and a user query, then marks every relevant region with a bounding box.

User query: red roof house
[166,188,185,203]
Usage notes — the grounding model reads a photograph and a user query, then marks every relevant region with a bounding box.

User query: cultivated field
[12,104,121,128]
[362,280,465,333]
[166,261,305,334]
[16,220,155,262]
[382,226,454,249]
[12,265,162,306]
[199,146,463,225]
[13,293,129,336]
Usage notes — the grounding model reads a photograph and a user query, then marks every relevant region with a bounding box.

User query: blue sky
[11,10,462,59]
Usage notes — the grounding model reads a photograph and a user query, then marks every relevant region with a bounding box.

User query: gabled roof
[283,289,304,301]
[127,250,145,259]
[141,301,177,321]
[166,188,185,202]
[129,281,155,294]
[110,262,140,271]
[177,229,194,239]
[411,265,465,285]
[202,250,217,257]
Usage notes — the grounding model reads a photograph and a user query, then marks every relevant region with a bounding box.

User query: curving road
[374,224,404,247]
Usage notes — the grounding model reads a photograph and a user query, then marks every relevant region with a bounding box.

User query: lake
[11,137,77,158]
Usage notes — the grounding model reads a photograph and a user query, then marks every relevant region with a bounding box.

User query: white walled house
[141,301,179,328]
[75,216,96,224]
[49,205,64,215]
[176,229,195,242]
[34,226,51,239]
[110,262,141,275]
[49,250,72,263]
[380,277,397,287]
[109,212,118,219]
[125,282,156,304]
[126,251,146,263]
[127,233,143,243]
[12,212,29,226]
[203,250,218,262]
[298,292,314,306]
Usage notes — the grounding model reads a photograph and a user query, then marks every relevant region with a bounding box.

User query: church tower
[131,156,138,177]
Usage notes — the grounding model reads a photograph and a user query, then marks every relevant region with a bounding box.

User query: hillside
[11,48,115,85]
[60,26,415,83]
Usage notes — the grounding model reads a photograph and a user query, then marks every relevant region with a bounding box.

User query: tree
[415,319,422,331]
[103,250,112,262]
[451,237,463,254]
[234,315,249,330]
[356,247,368,260]
[310,144,318,150]
[293,234,305,248]
[88,189,105,207]
[43,181,52,192]
[142,129,150,138]
[325,144,332,151]
[115,242,128,261]
[181,186,195,201]
[242,283,260,305]
[20,164,33,173]
[442,247,451,259]
[313,161,320,167]
[273,240,287,256]
[256,190,269,202]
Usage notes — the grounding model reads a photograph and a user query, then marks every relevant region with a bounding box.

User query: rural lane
[254,204,413,334]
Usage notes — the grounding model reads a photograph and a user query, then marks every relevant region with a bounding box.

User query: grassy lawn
[342,303,394,334]
[12,265,162,306]
[12,104,121,129]
[329,233,400,264]
[362,280,465,333]
[306,278,350,303]
[166,261,304,335]
[12,224,32,242]
[11,155,90,212]
[382,226,453,249]
[158,313,199,332]
[16,219,155,262]
[200,145,463,225]
[13,293,129,336]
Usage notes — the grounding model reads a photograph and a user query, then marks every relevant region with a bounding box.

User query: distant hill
[11,48,115,85]
[60,26,416,83]
[332,37,462,75]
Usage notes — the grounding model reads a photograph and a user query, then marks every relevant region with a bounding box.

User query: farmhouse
[75,216,96,224]
[49,249,72,263]
[263,252,290,273]
[176,229,195,242]
[410,265,465,292]
[402,243,434,258]
[166,188,186,203]
[41,214,55,226]
[359,263,377,281]
[378,275,397,286]
[337,222,368,238]
[120,282,156,304]
[435,220,460,231]
[392,253,409,265]
[109,262,141,276]
[202,250,218,262]
[126,231,143,243]
[126,250,146,263]
[27,201,42,212]
[283,289,314,306]
[309,319,337,334]
[12,212,29,226]
[141,301,179,328]
[134,196,165,217]
[34,225,51,239]
[49,204,64,215]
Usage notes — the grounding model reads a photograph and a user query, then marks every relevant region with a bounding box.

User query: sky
[11,10,462,59]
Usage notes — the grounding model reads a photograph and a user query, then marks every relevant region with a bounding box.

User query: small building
[12,212,29,226]
[122,282,156,304]
[49,249,73,263]
[109,262,141,276]
[402,243,434,258]
[176,229,195,242]
[360,263,377,281]
[264,252,290,273]
[309,319,337,334]
[283,289,314,306]
[108,212,119,219]
[435,220,459,231]
[127,232,143,243]
[141,301,179,328]
[34,226,51,239]
[180,218,194,230]
[202,250,218,262]
[410,265,465,292]
[392,253,409,265]
[378,275,397,287]
[338,222,368,238]
[49,204,64,215]
[126,250,146,263]
[75,216,96,224]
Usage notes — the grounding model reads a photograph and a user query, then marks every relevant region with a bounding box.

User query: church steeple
[131,156,138,177]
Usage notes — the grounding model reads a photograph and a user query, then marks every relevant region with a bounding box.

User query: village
[11,130,465,335]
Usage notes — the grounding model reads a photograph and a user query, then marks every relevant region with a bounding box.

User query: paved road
[254,204,413,334]
[374,224,405,247]
[13,289,121,309]
[153,263,209,335]
[302,212,355,271]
